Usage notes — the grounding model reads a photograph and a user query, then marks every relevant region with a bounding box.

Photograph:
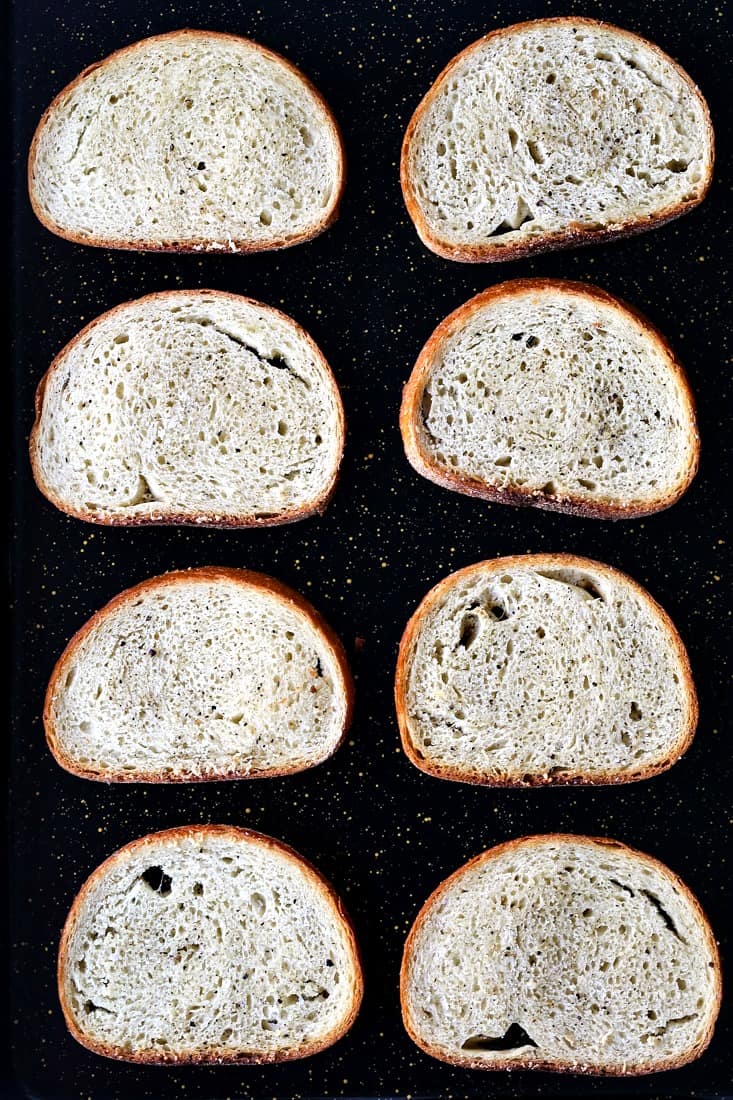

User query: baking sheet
[9,0,732,1096]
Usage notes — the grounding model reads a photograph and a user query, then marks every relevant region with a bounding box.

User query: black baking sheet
[8,0,732,1096]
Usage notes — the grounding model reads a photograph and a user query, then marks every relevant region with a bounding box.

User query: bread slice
[401,834,721,1074]
[45,567,353,782]
[28,29,345,252]
[30,290,345,527]
[401,18,713,261]
[58,825,363,1063]
[400,279,699,519]
[395,554,696,786]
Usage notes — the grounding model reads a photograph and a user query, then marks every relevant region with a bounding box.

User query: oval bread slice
[45,567,353,782]
[30,291,345,527]
[59,825,363,1063]
[401,18,713,261]
[395,555,697,785]
[400,279,699,519]
[29,30,345,252]
[400,835,721,1074]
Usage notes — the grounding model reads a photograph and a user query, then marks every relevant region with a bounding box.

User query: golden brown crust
[58,824,364,1063]
[28,28,346,252]
[29,289,346,527]
[400,278,700,519]
[400,833,722,1074]
[400,17,715,262]
[394,553,698,786]
[45,566,354,782]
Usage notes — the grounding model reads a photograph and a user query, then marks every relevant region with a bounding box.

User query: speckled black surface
[8,0,733,1097]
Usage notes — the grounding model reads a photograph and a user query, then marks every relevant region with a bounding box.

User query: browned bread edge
[29,289,346,527]
[400,17,714,262]
[45,566,355,781]
[400,833,722,1073]
[58,824,364,1062]
[394,553,698,786]
[28,28,346,252]
[399,278,700,519]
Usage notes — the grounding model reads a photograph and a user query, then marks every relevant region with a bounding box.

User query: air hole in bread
[193,882,203,896]
[666,159,690,173]
[630,701,643,721]
[641,889,686,942]
[546,72,556,83]
[251,891,266,917]
[527,139,545,164]
[494,456,512,467]
[462,1022,538,1051]
[488,208,535,237]
[140,866,172,895]
[458,613,479,648]
[84,998,113,1015]
[537,570,605,602]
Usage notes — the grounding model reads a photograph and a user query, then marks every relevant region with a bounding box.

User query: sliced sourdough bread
[401,834,721,1074]
[30,290,344,526]
[59,825,363,1063]
[401,18,713,261]
[395,555,696,785]
[45,567,353,781]
[400,279,699,519]
[29,30,345,252]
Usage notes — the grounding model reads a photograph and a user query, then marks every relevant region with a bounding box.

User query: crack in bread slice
[29,30,345,252]
[401,835,721,1074]
[400,279,699,519]
[59,826,363,1063]
[401,18,713,261]
[30,291,345,526]
[395,555,697,785]
[45,568,353,781]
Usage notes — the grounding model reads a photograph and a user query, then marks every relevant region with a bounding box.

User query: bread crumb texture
[31,32,342,249]
[410,282,697,513]
[61,828,361,1061]
[47,571,349,780]
[403,20,712,255]
[401,558,694,783]
[402,836,720,1072]
[32,292,343,524]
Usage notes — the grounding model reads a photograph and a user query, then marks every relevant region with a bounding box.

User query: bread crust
[400,833,722,1074]
[395,553,698,786]
[400,278,700,519]
[400,17,715,262]
[29,289,346,527]
[45,566,355,781]
[58,824,364,1063]
[28,28,346,253]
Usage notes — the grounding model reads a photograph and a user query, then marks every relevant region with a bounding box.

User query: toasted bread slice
[400,279,699,519]
[395,555,697,786]
[59,825,363,1063]
[29,30,345,252]
[45,567,353,782]
[401,834,720,1074]
[401,18,713,261]
[30,290,345,527]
